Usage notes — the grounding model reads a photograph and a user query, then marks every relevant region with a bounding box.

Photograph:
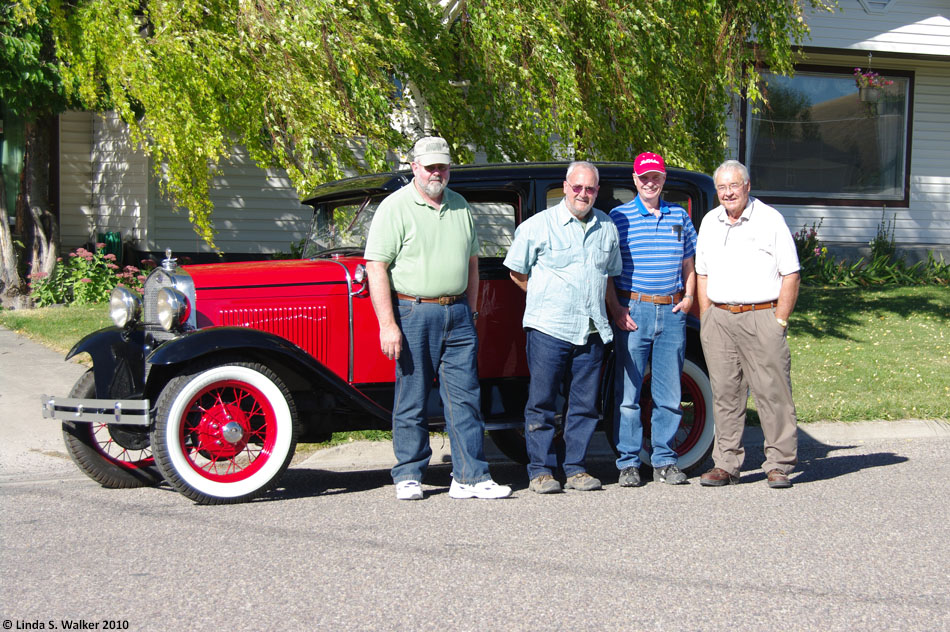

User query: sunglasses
[568,183,599,195]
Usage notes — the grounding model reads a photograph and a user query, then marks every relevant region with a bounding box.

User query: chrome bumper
[40,395,151,426]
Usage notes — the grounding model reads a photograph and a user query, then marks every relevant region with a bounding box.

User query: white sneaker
[449,478,512,499]
[395,480,423,500]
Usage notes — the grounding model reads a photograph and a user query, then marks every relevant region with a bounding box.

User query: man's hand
[366,260,403,361]
[672,295,693,314]
[610,305,638,331]
[378,322,403,360]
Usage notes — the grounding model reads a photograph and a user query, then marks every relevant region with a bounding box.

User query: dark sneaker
[700,467,739,487]
[618,466,642,487]
[767,469,792,489]
[528,474,561,494]
[564,472,602,491]
[655,464,688,485]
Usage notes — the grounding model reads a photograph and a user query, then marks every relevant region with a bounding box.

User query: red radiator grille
[219,306,329,363]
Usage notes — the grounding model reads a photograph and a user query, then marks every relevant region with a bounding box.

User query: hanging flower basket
[859,86,882,103]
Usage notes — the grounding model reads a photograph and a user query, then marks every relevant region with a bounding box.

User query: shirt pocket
[547,241,573,269]
[755,236,775,257]
[592,243,613,269]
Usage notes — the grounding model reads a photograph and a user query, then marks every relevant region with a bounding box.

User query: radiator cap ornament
[162,248,178,272]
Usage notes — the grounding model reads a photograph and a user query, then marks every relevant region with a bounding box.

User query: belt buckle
[438,296,452,306]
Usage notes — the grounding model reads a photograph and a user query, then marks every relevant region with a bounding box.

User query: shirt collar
[557,200,599,227]
[716,196,756,224]
[634,195,669,217]
[409,178,445,211]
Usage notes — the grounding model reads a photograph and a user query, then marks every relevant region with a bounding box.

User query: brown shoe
[767,469,792,489]
[700,467,739,487]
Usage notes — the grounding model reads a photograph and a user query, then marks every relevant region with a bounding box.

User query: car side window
[471,201,517,257]
[456,189,521,259]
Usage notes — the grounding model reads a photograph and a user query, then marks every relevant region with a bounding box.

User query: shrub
[792,221,948,287]
[868,209,897,264]
[29,244,153,307]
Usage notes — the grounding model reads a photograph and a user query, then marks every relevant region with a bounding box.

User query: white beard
[422,179,446,198]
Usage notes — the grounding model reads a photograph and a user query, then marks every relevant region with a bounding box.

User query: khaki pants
[700,306,798,475]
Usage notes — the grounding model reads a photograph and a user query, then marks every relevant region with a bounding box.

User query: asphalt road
[2,326,949,631]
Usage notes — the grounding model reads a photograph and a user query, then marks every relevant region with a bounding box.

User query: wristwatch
[776,317,788,328]
[472,311,479,321]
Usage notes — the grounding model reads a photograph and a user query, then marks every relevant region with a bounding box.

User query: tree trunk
[0,175,25,298]
[13,115,60,297]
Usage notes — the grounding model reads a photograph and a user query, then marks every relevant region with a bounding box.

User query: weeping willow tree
[39,0,834,248]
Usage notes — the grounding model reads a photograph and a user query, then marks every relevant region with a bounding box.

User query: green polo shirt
[364,180,478,297]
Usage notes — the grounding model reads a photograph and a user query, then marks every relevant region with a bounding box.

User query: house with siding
[50,0,949,261]
[58,110,312,263]
[725,0,949,261]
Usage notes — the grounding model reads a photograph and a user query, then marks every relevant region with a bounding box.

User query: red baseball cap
[634,152,666,176]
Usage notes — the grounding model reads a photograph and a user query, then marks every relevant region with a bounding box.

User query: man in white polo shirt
[695,160,801,489]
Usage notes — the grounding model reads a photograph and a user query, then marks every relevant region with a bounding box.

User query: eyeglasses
[568,183,599,195]
[716,182,746,193]
[421,164,449,172]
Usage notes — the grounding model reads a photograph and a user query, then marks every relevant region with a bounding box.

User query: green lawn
[787,285,949,422]
[3,285,948,422]
[0,303,109,356]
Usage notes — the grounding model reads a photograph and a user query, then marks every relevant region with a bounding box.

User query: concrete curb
[296,419,950,471]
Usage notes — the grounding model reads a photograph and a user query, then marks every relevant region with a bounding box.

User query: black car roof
[302,161,714,205]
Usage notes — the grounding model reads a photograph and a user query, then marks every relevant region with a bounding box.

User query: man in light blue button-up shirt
[504,161,622,494]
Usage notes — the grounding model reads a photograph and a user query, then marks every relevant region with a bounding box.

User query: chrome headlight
[353,263,366,284]
[109,287,142,328]
[156,287,189,331]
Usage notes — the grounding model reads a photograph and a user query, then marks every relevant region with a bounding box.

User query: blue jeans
[614,299,686,469]
[524,328,604,480]
[391,298,491,485]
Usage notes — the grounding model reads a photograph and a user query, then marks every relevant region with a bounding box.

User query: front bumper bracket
[40,395,151,426]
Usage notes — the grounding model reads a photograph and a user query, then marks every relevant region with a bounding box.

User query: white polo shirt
[695,197,800,304]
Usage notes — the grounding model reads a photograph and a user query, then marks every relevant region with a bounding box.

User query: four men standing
[367,138,800,497]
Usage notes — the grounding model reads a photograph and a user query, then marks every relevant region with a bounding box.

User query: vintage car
[41,162,717,504]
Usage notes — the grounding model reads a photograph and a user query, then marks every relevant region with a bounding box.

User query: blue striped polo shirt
[610,195,697,295]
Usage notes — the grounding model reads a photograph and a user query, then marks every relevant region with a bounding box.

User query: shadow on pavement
[740,425,909,485]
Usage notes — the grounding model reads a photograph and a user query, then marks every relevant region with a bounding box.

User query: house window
[743,66,912,206]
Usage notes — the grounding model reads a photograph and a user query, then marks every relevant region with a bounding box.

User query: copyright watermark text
[3,620,130,630]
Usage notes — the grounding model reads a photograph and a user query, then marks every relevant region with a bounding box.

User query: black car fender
[65,327,149,399]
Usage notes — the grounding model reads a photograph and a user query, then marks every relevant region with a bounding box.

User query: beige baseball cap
[413,136,452,166]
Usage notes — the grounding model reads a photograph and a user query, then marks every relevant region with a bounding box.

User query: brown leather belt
[715,301,777,313]
[396,292,464,306]
[617,290,684,305]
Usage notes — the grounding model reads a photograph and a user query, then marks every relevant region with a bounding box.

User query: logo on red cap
[634,152,666,176]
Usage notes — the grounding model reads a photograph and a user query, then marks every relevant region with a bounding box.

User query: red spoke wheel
[152,361,297,504]
[62,370,162,488]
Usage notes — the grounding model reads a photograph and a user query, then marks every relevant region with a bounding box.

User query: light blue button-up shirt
[504,200,622,345]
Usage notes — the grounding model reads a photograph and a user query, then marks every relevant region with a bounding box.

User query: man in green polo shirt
[364,136,511,501]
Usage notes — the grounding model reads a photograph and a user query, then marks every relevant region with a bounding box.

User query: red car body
[41,162,718,504]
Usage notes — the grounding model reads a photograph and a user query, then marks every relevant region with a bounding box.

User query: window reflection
[746,69,909,201]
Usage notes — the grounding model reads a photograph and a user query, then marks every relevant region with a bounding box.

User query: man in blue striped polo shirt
[605,152,697,487]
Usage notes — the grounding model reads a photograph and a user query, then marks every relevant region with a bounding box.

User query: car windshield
[302,196,382,258]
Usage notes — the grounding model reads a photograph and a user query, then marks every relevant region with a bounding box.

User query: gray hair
[566,160,599,184]
[713,159,749,185]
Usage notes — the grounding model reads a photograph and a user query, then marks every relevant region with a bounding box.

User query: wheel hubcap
[195,403,250,458]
